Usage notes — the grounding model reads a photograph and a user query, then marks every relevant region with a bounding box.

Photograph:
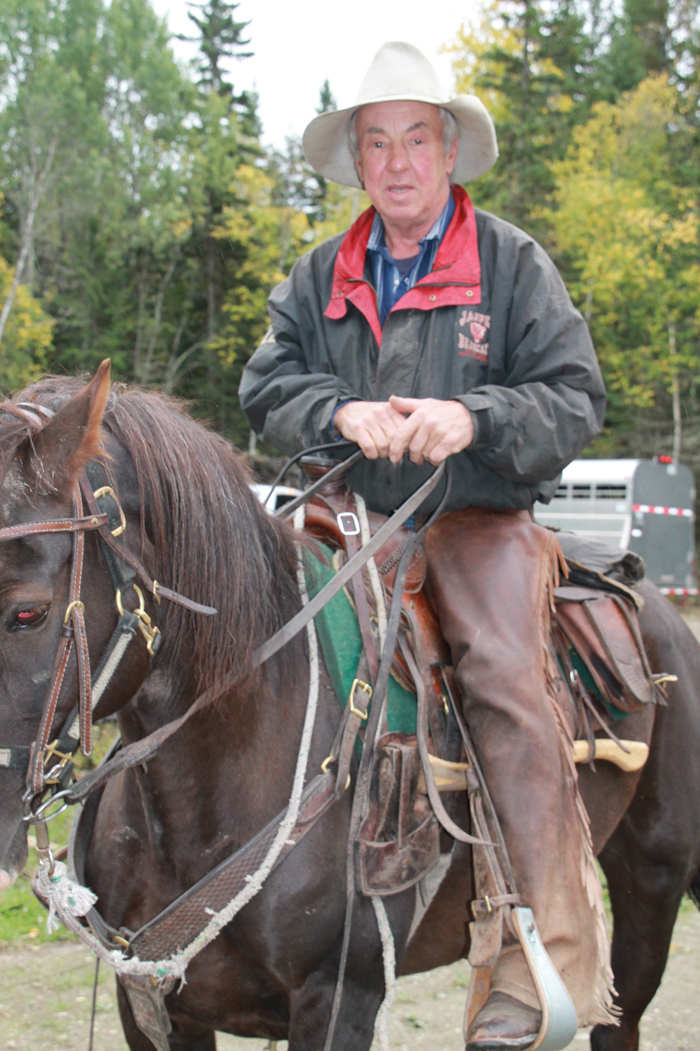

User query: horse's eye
[11,605,49,631]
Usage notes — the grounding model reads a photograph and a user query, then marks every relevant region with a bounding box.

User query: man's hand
[333,400,405,459]
[388,396,474,465]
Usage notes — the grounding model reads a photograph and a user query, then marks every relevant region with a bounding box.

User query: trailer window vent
[572,485,592,499]
[596,485,627,500]
[553,485,568,499]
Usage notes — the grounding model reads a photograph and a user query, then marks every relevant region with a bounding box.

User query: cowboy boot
[467,992,541,1050]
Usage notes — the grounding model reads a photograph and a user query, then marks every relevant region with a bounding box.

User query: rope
[371,896,397,1051]
[37,511,322,987]
[355,495,397,1045]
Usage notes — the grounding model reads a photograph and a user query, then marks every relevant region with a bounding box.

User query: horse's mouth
[0,868,14,892]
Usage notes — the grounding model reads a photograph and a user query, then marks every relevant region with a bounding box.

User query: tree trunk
[139,251,179,385]
[207,233,217,342]
[0,213,35,345]
[584,288,593,324]
[0,133,58,346]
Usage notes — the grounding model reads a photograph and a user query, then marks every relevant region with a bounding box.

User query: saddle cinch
[297,457,660,899]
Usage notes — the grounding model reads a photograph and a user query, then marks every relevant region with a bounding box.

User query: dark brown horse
[0,364,698,1051]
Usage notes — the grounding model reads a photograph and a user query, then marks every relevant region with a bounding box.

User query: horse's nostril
[0,869,13,892]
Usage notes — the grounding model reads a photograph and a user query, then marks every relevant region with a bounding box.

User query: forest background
[1,0,699,479]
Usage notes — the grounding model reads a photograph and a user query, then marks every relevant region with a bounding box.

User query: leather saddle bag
[554,586,654,715]
[355,732,440,896]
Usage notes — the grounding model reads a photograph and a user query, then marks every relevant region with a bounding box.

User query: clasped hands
[333,396,474,466]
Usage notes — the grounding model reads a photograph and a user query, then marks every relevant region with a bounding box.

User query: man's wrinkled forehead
[363,119,430,136]
[355,100,443,138]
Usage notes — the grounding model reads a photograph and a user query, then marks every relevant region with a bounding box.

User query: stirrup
[510,907,577,1051]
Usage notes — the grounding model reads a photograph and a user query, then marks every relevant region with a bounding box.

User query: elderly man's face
[354,100,457,237]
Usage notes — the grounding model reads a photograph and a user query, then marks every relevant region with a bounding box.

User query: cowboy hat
[302,41,498,189]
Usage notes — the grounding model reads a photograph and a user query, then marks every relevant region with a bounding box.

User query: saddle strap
[466,763,519,969]
[399,621,489,848]
[332,657,374,802]
[344,499,380,684]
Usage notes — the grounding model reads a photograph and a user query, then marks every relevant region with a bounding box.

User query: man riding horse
[240,41,616,1050]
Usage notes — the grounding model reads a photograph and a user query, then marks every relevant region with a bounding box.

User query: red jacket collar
[324,185,482,346]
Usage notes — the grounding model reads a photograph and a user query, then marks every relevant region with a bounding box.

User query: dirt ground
[1,903,699,1050]
[2,608,699,1050]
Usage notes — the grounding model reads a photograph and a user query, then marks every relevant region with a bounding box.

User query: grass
[0,723,119,949]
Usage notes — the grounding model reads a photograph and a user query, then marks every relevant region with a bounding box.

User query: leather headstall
[0,415,217,813]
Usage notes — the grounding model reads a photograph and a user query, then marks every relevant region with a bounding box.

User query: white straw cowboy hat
[302,41,498,189]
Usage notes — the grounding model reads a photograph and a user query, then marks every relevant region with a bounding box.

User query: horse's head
[0,362,153,888]
[0,362,301,892]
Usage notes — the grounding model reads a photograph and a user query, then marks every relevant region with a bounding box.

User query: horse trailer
[534,458,698,595]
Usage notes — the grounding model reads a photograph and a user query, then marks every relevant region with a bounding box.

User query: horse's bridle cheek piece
[27,482,92,796]
[0,459,215,825]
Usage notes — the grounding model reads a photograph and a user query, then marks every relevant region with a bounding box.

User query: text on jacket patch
[458,309,490,362]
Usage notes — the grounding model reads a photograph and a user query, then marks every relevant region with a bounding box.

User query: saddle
[297,458,659,899]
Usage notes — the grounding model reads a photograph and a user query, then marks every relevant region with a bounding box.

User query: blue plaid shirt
[368,191,456,326]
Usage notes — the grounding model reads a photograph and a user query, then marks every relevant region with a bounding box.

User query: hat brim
[302,95,498,189]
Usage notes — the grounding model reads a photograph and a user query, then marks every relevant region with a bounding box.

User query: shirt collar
[367,190,456,257]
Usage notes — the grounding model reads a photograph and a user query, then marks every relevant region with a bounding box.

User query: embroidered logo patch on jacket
[458,309,490,362]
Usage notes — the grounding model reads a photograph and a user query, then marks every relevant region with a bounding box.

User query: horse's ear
[30,360,112,487]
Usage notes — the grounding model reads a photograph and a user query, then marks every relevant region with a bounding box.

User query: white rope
[356,499,398,1047]
[39,511,322,987]
[371,896,397,1051]
[354,493,387,651]
[40,861,98,934]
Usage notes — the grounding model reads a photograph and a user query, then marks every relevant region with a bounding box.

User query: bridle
[0,404,217,824]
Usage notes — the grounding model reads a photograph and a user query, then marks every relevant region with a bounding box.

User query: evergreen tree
[172,0,263,432]
[448,0,600,240]
[310,79,338,224]
[181,0,252,96]
[603,0,674,95]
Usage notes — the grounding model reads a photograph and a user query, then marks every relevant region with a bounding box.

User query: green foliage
[447,0,700,464]
[211,163,312,435]
[0,255,53,392]
[0,0,696,461]
[549,75,700,432]
[446,0,600,239]
[0,808,75,947]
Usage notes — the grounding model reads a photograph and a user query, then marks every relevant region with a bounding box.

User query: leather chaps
[425,508,616,1027]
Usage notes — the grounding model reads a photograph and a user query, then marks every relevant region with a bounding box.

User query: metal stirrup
[511,907,578,1051]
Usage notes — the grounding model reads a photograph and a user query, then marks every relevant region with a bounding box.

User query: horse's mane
[1,375,300,698]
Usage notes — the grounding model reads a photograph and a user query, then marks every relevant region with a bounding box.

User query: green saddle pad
[304,543,417,735]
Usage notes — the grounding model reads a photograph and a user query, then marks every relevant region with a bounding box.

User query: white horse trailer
[534,458,698,595]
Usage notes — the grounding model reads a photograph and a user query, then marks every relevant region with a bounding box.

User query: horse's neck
[114,649,315,857]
